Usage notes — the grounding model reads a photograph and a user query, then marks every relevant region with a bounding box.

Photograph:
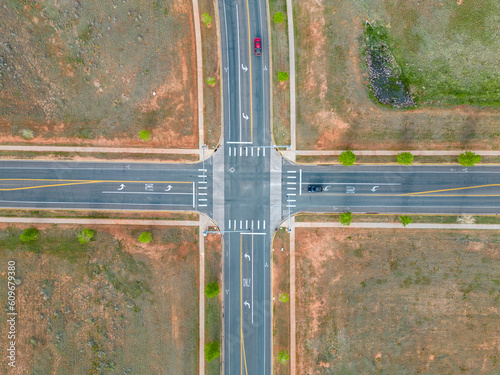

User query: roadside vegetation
[205,232,222,374]
[292,0,500,151]
[272,228,290,375]
[295,228,500,373]
[0,225,199,374]
[269,0,291,147]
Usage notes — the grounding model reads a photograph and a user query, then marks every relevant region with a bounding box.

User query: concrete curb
[0,145,202,155]
[192,0,205,160]
[0,217,200,226]
[294,150,500,156]
[286,0,296,157]
[294,222,500,229]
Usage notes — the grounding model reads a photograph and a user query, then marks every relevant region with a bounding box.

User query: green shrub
[201,12,212,27]
[139,130,151,141]
[399,215,413,227]
[396,152,414,165]
[77,228,95,244]
[205,281,220,299]
[458,151,481,167]
[340,212,352,226]
[277,350,289,364]
[138,231,152,243]
[273,12,285,24]
[338,150,356,166]
[277,71,289,82]
[20,228,39,242]
[206,77,216,86]
[278,293,289,302]
[205,341,220,362]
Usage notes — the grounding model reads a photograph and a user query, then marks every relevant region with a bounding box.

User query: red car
[254,37,262,56]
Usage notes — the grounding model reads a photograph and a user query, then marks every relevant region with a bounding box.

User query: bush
[399,215,413,227]
[205,341,220,362]
[138,231,152,243]
[340,212,352,226]
[139,130,151,141]
[20,129,34,139]
[277,350,289,364]
[277,71,289,82]
[396,152,414,165]
[458,151,481,167]
[338,150,356,166]
[278,293,289,303]
[77,228,95,244]
[206,77,216,86]
[20,228,39,242]
[205,281,220,299]
[201,12,212,27]
[273,11,285,24]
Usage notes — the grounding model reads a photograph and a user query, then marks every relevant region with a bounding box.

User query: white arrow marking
[242,113,249,120]
[463,168,468,172]
[117,184,125,191]
[324,185,331,191]
[244,253,251,261]
[371,186,379,192]
[125,165,130,169]
[241,64,248,72]
[265,262,269,268]
[450,168,455,172]
[263,65,268,71]
[224,67,228,72]
[244,301,250,309]
[165,185,173,192]
[225,289,229,295]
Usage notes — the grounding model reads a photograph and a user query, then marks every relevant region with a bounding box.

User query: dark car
[308,185,323,192]
[254,37,262,56]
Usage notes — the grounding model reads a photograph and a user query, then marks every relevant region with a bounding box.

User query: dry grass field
[295,228,500,374]
[0,224,199,374]
[293,0,500,151]
[0,0,198,148]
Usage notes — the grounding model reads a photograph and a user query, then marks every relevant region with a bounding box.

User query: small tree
[77,228,95,244]
[205,341,220,362]
[458,151,481,167]
[279,293,289,303]
[205,281,220,298]
[20,227,39,242]
[338,150,356,166]
[399,215,413,227]
[206,76,216,86]
[138,231,152,243]
[273,11,285,24]
[277,350,290,364]
[396,152,414,165]
[139,130,151,141]
[201,12,212,27]
[277,71,289,82]
[340,211,352,226]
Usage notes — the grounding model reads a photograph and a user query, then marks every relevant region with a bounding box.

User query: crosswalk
[227,146,267,158]
[285,170,297,208]
[197,168,208,208]
[227,218,266,231]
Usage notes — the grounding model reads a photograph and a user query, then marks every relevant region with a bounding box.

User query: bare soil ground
[0,224,199,374]
[205,232,222,374]
[295,228,500,374]
[199,0,222,149]
[0,0,198,148]
[269,0,291,147]
[273,228,291,374]
[293,0,500,151]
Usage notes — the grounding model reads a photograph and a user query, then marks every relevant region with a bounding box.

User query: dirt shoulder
[295,227,500,373]
[0,224,199,374]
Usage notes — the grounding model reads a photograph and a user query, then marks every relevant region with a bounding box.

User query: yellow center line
[240,234,248,375]
[0,181,100,191]
[402,184,500,196]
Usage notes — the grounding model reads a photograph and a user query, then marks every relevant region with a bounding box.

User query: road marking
[199,193,207,196]
[198,186,207,190]
[257,220,260,230]
[102,191,192,195]
[246,220,248,229]
[234,147,236,156]
[234,220,236,229]
[251,148,254,157]
[251,220,254,230]
[403,183,500,196]
[198,204,207,207]
[193,182,195,208]
[197,175,206,178]
[199,198,207,202]
[288,199,296,202]
[288,193,296,196]
[263,220,266,230]
[240,147,243,156]
[198,169,207,172]
[263,148,266,157]
[229,147,232,156]
[199,181,207,184]
[236,4,242,143]
[240,232,266,236]
[287,187,296,190]
[287,170,297,173]
[246,147,248,156]
[287,182,297,185]
[287,176,296,179]
[229,220,231,229]
[226,141,253,144]
[240,220,242,229]
[299,169,302,196]
[287,205,297,208]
